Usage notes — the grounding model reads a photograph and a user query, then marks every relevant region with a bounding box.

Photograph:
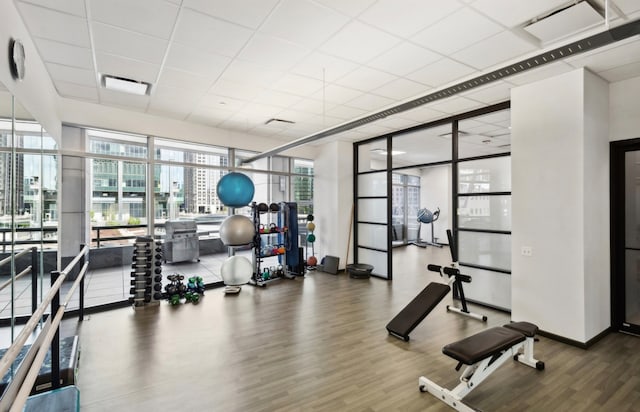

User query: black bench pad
[504,321,538,337]
[443,327,526,365]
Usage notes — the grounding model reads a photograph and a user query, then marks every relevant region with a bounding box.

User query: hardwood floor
[72,246,640,411]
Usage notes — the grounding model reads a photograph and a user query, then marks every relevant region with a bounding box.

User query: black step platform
[0,335,80,395]
[386,282,451,341]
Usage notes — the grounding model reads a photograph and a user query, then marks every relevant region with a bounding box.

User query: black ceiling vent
[265,118,295,125]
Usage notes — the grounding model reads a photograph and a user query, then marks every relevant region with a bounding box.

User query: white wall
[511,68,609,343]
[610,75,640,141]
[420,165,451,244]
[314,140,353,269]
[0,1,61,138]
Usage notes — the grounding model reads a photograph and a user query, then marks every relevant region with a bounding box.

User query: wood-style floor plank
[73,246,640,411]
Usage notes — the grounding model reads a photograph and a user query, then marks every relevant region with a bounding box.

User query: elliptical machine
[412,207,442,248]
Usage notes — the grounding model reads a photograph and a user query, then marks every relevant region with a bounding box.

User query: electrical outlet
[521,246,533,257]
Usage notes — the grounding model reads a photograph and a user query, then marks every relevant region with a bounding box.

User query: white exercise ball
[221,256,253,286]
[219,214,255,246]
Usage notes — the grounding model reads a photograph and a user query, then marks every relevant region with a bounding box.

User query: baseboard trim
[537,326,613,349]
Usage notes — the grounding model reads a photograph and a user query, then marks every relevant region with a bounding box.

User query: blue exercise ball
[217,172,255,208]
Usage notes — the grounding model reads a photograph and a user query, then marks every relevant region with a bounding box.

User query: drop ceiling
[11,0,640,147]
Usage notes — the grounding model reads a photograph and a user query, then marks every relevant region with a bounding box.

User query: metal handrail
[0,266,31,293]
[9,261,89,412]
[0,247,32,269]
[0,244,88,411]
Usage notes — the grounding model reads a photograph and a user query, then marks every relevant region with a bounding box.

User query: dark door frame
[610,137,640,335]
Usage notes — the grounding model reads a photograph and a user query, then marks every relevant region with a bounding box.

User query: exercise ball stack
[217,172,256,294]
[306,214,316,268]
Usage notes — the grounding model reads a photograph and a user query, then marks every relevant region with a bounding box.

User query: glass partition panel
[392,123,452,167]
[458,156,511,194]
[357,172,387,197]
[458,231,511,271]
[458,109,510,159]
[357,224,387,250]
[460,266,511,310]
[357,248,388,278]
[357,139,387,172]
[358,198,386,223]
[458,195,511,231]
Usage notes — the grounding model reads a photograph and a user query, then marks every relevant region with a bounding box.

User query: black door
[611,138,640,335]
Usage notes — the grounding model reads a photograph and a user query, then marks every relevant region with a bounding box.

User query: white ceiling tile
[173,8,253,57]
[313,0,377,17]
[319,21,401,64]
[597,61,640,82]
[237,33,310,71]
[303,114,344,127]
[452,31,538,70]
[165,43,231,77]
[462,81,512,104]
[429,96,483,114]
[614,0,640,15]
[92,23,168,65]
[359,0,464,37]
[367,42,441,77]
[54,80,99,101]
[335,66,398,92]
[272,108,317,123]
[328,129,371,142]
[187,110,232,127]
[99,88,150,110]
[374,116,419,130]
[407,57,477,87]
[566,38,640,73]
[271,74,324,97]
[352,122,394,137]
[183,0,279,29]
[470,0,568,27]
[34,38,93,69]
[252,90,302,109]
[395,105,447,123]
[147,101,191,120]
[90,0,179,39]
[412,8,503,55]
[46,63,96,87]
[238,102,282,119]
[218,60,284,88]
[152,85,205,103]
[95,53,160,83]
[199,94,248,111]
[372,78,430,101]
[310,84,363,105]
[346,93,395,111]
[158,68,215,91]
[259,0,349,48]
[292,52,359,82]
[19,0,86,17]
[209,79,264,101]
[285,98,337,115]
[324,105,368,120]
[17,2,90,47]
[506,60,574,85]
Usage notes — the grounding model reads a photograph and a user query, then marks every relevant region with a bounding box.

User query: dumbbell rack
[129,236,163,308]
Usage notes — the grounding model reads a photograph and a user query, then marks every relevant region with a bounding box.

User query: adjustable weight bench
[419,322,544,412]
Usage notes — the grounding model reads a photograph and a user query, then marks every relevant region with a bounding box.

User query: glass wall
[353,101,511,309]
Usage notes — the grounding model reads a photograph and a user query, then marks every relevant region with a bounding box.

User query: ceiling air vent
[264,118,295,126]
[102,74,151,96]
[524,1,603,44]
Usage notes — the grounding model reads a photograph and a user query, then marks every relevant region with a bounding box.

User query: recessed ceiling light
[102,74,151,96]
[371,148,405,156]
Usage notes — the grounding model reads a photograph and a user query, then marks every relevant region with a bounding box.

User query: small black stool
[347,263,373,279]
